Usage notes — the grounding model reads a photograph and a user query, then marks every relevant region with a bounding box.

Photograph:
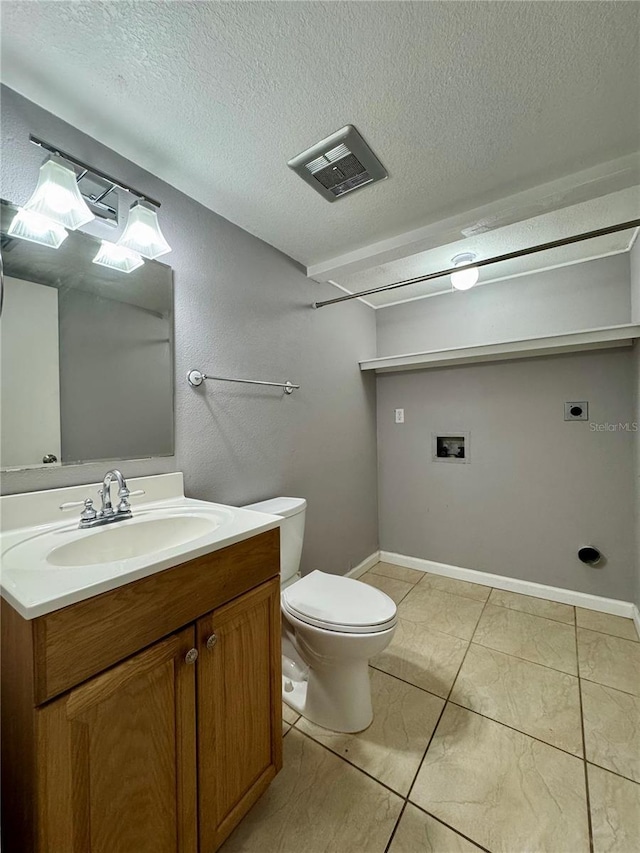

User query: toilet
[242,496,397,733]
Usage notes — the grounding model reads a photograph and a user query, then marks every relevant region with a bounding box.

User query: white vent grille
[289,126,387,202]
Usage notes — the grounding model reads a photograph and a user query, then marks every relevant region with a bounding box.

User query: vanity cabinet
[1,529,282,853]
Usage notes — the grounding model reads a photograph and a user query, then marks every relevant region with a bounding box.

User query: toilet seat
[282,570,397,634]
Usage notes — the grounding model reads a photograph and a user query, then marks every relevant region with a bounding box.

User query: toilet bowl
[242,496,397,733]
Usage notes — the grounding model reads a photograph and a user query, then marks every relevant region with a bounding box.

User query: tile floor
[222,563,640,853]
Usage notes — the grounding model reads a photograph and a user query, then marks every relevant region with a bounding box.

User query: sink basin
[0,473,283,619]
[47,515,219,567]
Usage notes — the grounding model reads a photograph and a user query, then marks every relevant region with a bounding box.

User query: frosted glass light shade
[23,156,94,230]
[92,241,144,274]
[117,201,171,259]
[450,253,479,291]
[7,208,68,249]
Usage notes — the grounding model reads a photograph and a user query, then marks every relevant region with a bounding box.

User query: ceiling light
[23,155,94,230]
[117,201,171,259]
[450,253,479,291]
[7,208,68,249]
[92,241,144,274]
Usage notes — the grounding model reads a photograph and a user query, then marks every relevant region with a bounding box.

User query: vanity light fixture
[9,135,171,262]
[117,200,171,259]
[92,240,144,274]
[7,208,68,249]
[450,252,479,291]
[22,155,94,230]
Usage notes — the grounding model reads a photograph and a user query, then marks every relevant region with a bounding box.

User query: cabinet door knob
[206,633,218,650]
[185,648,199,665]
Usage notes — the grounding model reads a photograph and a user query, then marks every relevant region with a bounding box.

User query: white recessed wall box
[288,125,388,202]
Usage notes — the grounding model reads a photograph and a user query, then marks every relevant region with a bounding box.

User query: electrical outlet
[395,408,404,424]
[564,401,588,421]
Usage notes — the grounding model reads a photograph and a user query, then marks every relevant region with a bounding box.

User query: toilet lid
[282,570,397,634]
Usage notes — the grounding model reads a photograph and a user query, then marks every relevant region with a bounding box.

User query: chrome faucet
[99,469,131,518]
[59,469,145,529]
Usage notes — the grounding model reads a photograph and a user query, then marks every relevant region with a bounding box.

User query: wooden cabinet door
[36,627,198,853]
[197,578,282,852]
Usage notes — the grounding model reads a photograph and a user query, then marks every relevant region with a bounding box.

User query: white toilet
[243,496,397,733]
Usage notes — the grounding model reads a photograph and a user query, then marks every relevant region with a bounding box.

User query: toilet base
[282,659,374,733]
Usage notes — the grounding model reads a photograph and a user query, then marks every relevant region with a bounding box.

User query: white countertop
[0,473,281,620]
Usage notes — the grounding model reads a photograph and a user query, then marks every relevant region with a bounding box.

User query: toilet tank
[242,497,306,584]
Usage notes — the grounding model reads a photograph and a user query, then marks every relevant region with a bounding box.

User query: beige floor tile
[361,573,414,604]
[369,562,424,585]
[588,763,640,853]
[296,669,444,795]
[282,702,300,726]
[578,629,640,696]
[388,803,483,853]
[576,608,639,642]
[371,617,468,698]
[450,643,583,755]
[398,585,485,640]
[410,704,589,853]
[282,721,291,735]
[488,588,574,624]
[582,680,640,783]
[415,572,491,602]
[220,729,403,853]
[474,604,577,674]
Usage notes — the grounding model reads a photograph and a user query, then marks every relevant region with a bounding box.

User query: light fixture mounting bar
[29,134,161,208]
[312,219,640,308]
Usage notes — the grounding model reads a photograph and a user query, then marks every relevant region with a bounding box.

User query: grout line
[291,725,407,801]
[369,663,451,702]
[445,699,584,761]
[411,573,492,605]
[396,593,492,848]
[574,623,640,644]
[407,802,493,853]
[471,637,578,678]
[575,606,595,853]
[362,572,416,607]
[288,701,639,784]
[584,759,640,788]
[382,800,407,853]
[487,599,576,627]
[579,675,640,699]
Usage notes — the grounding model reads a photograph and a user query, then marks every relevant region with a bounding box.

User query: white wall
[630,235,640,606]
[0,277,61,468]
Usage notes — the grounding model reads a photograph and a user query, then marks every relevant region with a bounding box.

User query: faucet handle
[60,497,97,521]
[116,488,145,513]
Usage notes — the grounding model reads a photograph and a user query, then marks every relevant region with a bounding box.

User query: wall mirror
[0,199,174,470]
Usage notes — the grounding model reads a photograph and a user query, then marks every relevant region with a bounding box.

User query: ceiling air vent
[288,125,387,202]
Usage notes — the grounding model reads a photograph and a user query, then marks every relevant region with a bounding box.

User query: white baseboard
[347,550,380,579]
[379,550,638,620]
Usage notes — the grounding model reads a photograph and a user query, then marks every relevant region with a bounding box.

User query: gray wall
[1,86,379,576]
[58,289,173,463]
[377,350,636,600]
[631,237,640,606]
[375,254,636,602]
[376,255,631,356]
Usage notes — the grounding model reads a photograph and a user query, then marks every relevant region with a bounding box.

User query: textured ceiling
[1,0,639,273]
